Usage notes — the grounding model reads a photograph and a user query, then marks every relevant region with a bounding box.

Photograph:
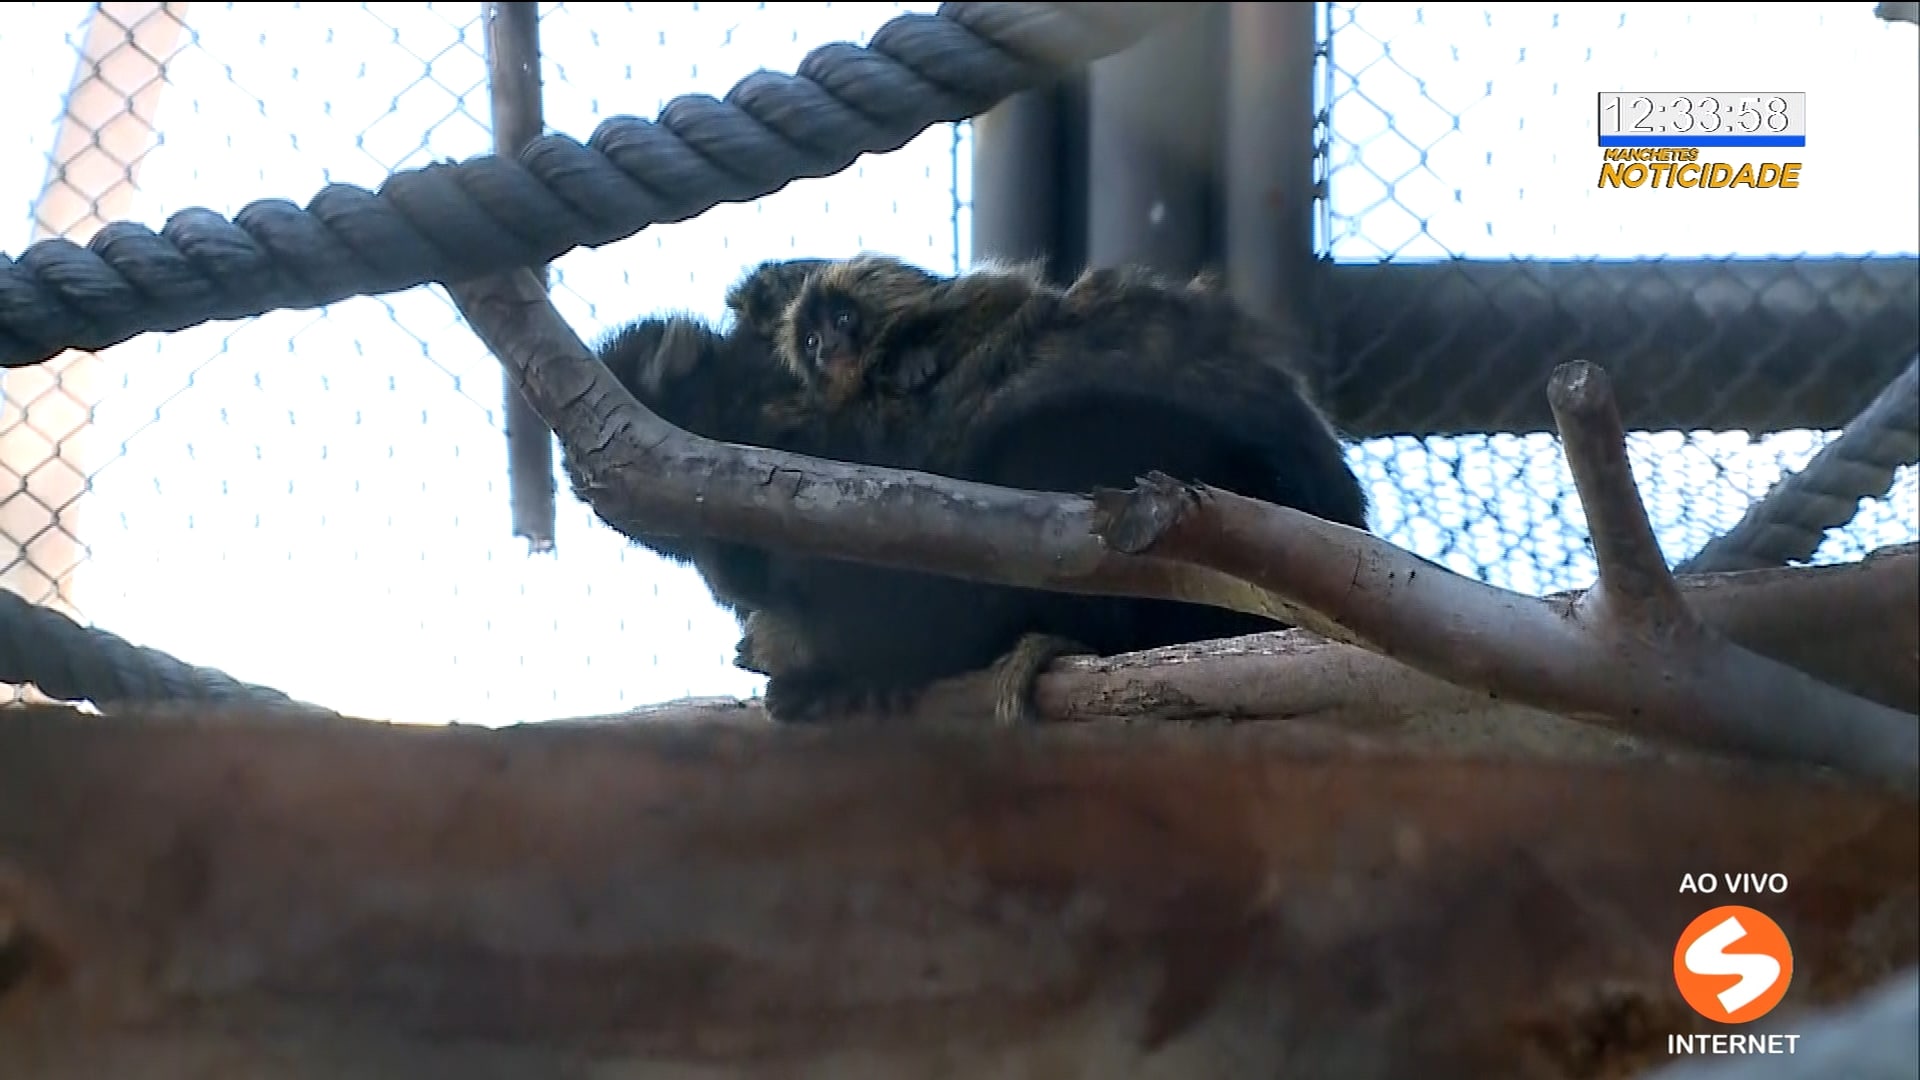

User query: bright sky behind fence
[2,3,1914,724]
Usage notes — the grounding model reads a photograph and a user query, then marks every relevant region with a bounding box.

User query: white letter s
[1684,915,1781,1015]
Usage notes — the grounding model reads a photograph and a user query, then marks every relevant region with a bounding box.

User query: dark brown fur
[749,256,1375,723]
[585,254,1370,724]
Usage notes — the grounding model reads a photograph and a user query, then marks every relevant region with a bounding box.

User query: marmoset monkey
[759,255,1369,721]
[585,255,1370,725]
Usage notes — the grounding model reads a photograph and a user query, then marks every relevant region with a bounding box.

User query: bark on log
[0,705,1913,1079]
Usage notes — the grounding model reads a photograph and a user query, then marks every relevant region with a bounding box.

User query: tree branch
[1551,362,1693,632]
[599,547,1902,753]
[445,270,1209,598]
[1093,500,1914,789]
[482,0,559,554]
[1002,544,1919,731]
[444,272,1918,790]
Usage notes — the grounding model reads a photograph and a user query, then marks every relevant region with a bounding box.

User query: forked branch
[1093,366,1917,787]
[447,271,1919,789]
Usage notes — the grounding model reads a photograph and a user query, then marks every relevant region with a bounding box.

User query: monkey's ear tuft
[727,258,832,331]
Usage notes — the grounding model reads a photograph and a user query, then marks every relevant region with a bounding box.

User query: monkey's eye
[831,308,856,331]
[802,332,821,357]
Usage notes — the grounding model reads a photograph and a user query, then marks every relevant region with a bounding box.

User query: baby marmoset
[585,254,1370,724]
[582,257,969,690]
[582,258,936,688]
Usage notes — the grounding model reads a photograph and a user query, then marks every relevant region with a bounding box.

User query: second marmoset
[585,254,1372,725]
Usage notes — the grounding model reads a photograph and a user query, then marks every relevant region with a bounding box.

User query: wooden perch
[1003,544,1918,728]
[0,705,1914,1079]
[551,546,1917,765]
[444,270,1918,789]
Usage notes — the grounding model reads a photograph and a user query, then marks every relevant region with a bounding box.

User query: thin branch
[444,269,1188,599]
[1092,463,1917,789]
[1014,544,1920,728]
[527,546,1913,768]
[483,1,558,553]
[1551,361,1692,632]
[738,546,1912,746]
[444,271,1919,789]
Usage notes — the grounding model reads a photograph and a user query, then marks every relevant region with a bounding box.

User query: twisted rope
[0,588,337,717]
[1679,356,1920,575]
[1683,3,1918,574]
[0,2,1187,369]
[0,1,1186,717]
[1876,3,1919,26]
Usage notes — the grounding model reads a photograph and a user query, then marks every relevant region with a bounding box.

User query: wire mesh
[1,2,1915,723]
[1323,0,1919,594]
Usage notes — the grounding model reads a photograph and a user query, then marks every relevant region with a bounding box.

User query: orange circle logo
[1673,905,1793,1024]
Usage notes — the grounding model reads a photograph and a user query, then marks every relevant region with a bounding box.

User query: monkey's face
[727,258,832,339]
[788,288,869,406]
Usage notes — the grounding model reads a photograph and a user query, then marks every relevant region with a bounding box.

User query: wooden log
[0,706,1913,1078]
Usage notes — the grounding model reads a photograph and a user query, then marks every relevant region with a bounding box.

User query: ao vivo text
[1679,873,1788,894]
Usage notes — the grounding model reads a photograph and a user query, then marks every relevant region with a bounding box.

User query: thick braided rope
[1679,356,1920,574]
[1683,5,1914,573]
[0,2,1186,369]
[1876,3,1919,26]
[0,588,337,716]
[0,2,1183,715]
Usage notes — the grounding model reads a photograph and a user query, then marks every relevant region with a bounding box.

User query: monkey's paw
[987,633,1094,727]
[734,635,770,676]
[734,610,815,677]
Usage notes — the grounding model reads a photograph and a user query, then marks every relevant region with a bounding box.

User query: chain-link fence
[2,2,1915,724]
[1323,1,1919,593]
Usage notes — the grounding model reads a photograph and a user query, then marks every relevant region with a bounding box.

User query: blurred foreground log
[1,706,1914,1079]
[1642,967,1920,1080]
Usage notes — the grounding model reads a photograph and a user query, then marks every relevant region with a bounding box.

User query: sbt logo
[1672,904,1794,1024]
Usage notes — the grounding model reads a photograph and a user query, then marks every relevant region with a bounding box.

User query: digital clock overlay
[1597,93,1806,148]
